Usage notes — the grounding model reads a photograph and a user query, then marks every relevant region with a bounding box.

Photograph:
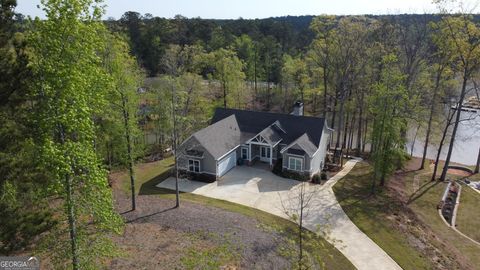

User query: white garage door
[217,151,237,177]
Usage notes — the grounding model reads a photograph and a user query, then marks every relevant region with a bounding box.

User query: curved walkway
[158,159,402,270]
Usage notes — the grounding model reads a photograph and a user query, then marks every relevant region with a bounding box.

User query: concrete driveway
[158,160,402,270]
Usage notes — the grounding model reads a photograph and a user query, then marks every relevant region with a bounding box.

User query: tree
[419,25,453,169]
[369,54,409,191]
[280,181,318,269]
[233,34,256,81]
[28,0,122,268]
[309,15,336,118]
[0,0,55,254]
[103,33,143,211]
[330,17,370,163]
[199,48,246,108]
[282,54,309,110]
[434,7,480,181]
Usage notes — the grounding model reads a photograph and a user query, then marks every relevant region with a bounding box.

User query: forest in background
[107,10,479,183]
[2,0,480,268]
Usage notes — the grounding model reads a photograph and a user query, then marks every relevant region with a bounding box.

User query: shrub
[272,158,283,174]
[271,159,309,181]
[281,170,309,182]
[312,174,321,184]
[321,171,327,180]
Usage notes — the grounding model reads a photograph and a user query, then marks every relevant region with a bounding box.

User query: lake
[406,110,480,166]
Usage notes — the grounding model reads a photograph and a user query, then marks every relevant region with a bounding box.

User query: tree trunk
[298,183,304,269]
[65,174,79,270]
[340,110,350,163]
[121,94,136,211]
[356,93,364,156]
[223,82,227,109]
[475,147,480,174]
[59,122,79,269]
[432,109,455,181]
[342,112,350,150]
[323,67,328,118]
[362,117,368,153]
[266,82,271,110]
[347,112,355,158]
[420,68,442,170]
[410,123,420,157]
[335,89,347,164]
[171,84,180,207]
[440,73,468,181]
[330,88,338,131]
[334,98,344,149]
[254,47,257,110]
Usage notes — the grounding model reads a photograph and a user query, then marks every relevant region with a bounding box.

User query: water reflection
[407,110,480,166]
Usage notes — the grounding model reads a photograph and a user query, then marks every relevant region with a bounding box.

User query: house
[177,102,333,182]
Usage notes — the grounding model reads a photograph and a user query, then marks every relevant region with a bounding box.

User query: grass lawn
[455,185,480,243]
[332,162,432,270]
[118,156,175,194]
[405,165,480,269]
[115,158,355,270]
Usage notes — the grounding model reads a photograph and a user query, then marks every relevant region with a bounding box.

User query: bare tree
[171,81,180,207]
[280,181,317,269]
[433,3,480,181]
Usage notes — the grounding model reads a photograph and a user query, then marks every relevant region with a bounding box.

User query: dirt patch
[111,176,290,269]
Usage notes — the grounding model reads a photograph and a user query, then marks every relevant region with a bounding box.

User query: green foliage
[147,72,211,148]
[311,174,321,184]
[98,32,144,168]
[282,54,309,103]
[233,34,256,80]
[0,0,57,255]
[27,0,123,267]
[272,160,309,181]
[368,54,409,187]
[0,197,55,254]
[197,48,246,108]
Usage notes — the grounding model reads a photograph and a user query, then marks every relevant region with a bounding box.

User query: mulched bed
[111,182,290,269]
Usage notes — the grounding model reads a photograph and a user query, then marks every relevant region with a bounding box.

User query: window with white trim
[188,159,200,172]
[288,157,303,171]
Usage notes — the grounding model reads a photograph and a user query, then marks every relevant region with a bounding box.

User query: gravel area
[111,182,290,269]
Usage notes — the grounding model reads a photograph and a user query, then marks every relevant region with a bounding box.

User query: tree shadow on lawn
[407,181,442,205]
[333,170,398,221]
[125,205,177,223]
[138,165,175,195]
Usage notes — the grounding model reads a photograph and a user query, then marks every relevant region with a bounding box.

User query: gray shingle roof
[256,125,283,145]
[192,115,242,159]
[282,133,318,157]
[212,108,325,146]
[187,108,327,160]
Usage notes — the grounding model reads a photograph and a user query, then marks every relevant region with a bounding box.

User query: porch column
[249,144,252,162]
[269,145,272,166]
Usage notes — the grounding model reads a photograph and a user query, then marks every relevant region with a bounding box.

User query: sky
[14,0,477,20]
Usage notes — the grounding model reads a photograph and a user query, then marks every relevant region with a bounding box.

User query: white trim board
[216,145,240,161]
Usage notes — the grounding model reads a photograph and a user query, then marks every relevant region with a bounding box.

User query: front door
[260,146,270,162]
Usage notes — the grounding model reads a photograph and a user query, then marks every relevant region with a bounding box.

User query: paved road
[158,160,402,270]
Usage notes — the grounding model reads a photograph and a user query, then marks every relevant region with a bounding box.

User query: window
[241,148,248,159]
[288,157,302,171]
[188,159,200,172]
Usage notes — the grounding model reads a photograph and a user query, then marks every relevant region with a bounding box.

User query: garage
[217,151,236,177]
